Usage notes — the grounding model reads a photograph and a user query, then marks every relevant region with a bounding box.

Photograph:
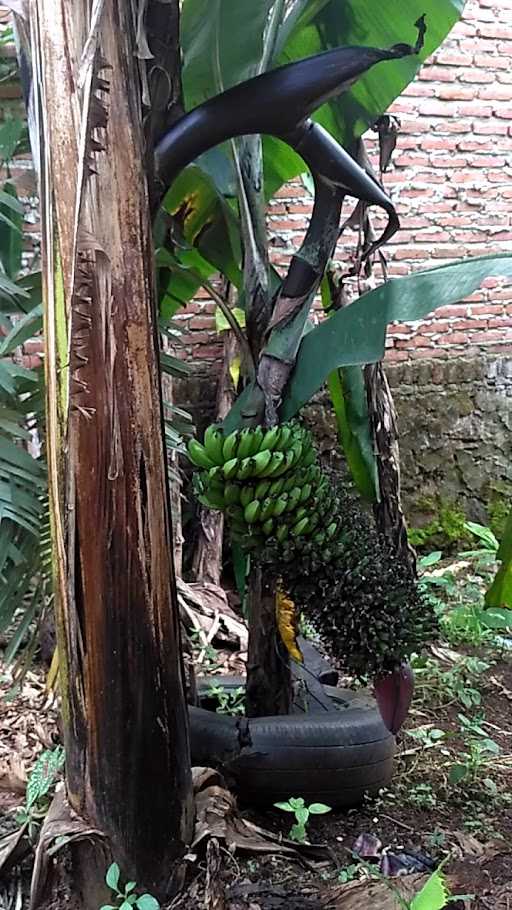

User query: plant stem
[201,280,256,381]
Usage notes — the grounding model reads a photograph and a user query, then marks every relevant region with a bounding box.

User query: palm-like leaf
[0,345,48,658]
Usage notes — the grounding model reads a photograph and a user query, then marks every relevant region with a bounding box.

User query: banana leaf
[320,275,378,502]
[281,255,512,418]
[178,0,464,201]
[224,255,512,430]
[160,164,242,300]
[181,0,276,107]
[275,0,463,145]
[485,508,512,610]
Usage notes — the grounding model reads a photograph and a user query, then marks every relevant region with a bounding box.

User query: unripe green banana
[260,426,281,452]
[262,518,275,537]
[222,430,239,462]
[236,427,254,460]
[237,456,256,481]
[283,473,299,493]
[208,465,224,484]
[294,506,307,522]
[254,479,271,500]
[313,531,326,546]
[271,448,294,478]
[326,521,338,539]
[300,483,312,503]
[240,485,255,508]
[262,450,285,477]
[276,524,289,543]
[223,458,240,480]
[224,483,241,505]
[277,425,292,450]
[203,425,225,465]
[188,439,215,470]
[291,441,303,464]
[199,490,225,510]
[286,487,302,512]
[244,500,261,524]
[247,426,265,455]
[291,516,310,537]
[259,498,275,522]
[272,494,288,517]
[301,448,316,468]
[308,513,320,532]
[252,449,273,477]
[269,477,286,496]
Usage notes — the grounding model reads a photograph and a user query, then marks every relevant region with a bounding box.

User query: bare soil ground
[1,557,511,909]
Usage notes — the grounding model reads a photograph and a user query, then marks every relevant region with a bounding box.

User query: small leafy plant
[413,653,491,710]
[407,726,447,750]
[408,783,438,810]
[189,629,222,674]
[101,863,159,910]
[274,796,331,843]
[16,746,65,840]
[207,682,245,716]
[461,522,499,566]
[337,862,362,884]
[449,714,500,794]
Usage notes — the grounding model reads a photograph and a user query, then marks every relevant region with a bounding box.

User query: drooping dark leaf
[275,0,463,148]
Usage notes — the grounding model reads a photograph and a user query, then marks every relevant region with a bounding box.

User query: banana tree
[154,0,508,717]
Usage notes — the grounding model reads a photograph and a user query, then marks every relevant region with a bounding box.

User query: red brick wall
[176,0,512,368]
[1,1,511,369]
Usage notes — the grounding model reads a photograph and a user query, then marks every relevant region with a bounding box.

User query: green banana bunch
[187,420,343,550]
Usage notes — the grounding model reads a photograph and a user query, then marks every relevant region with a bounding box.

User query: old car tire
[189,678,395,807]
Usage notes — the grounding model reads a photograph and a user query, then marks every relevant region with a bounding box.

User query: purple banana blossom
[374,662,414,734]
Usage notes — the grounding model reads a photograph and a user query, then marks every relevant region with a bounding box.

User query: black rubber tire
[189,677,395,808]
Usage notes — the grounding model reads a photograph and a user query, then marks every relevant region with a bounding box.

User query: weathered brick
[434,50,472,66]
[438,86,476,101]
[458,101,494,116]
[459,70,494,83]
[479,25,512,39]
[473,52,509,68]
[478,84,512,100]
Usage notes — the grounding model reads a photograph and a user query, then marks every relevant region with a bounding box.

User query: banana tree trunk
[32,0,193,900]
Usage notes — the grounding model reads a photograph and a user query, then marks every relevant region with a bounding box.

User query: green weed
[274,796,331,843]
[100,863,159,910]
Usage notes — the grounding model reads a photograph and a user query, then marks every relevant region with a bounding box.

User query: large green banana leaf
[179,0,465,202]
[485,508,512,610]
[223,255,512,430]
[319,276,378,501]
[181,0,276,106]
[282,255,512,417]
[275,0,464,146]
